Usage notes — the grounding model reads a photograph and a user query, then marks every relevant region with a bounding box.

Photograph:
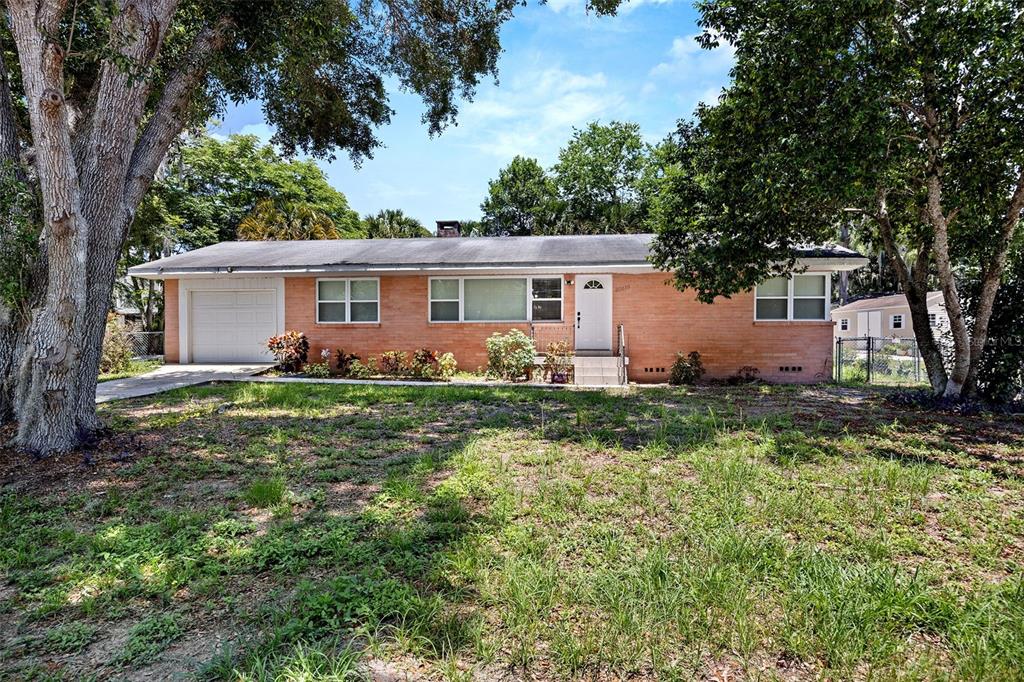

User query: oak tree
[649,0,1024,399]
[0,0,621,453]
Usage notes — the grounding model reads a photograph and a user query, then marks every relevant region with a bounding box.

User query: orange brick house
[128,232,866,384]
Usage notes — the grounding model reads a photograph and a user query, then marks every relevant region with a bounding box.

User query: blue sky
[214,0,734,229]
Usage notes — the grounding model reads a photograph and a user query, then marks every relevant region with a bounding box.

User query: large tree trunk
[3,0,224,454]
[874,191,949,395]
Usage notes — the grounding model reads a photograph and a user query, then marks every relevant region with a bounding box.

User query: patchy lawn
[1,383,1022,681]
[97,358,163,383]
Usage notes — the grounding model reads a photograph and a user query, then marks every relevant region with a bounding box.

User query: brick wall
[613,273,833,383]
[164,278,179,363]
[165,273,834,383]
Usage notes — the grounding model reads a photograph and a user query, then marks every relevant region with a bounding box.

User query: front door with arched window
[575,275,612,351]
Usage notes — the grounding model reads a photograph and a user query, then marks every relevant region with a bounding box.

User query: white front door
[575,275,612,351]
[857,311,882,337]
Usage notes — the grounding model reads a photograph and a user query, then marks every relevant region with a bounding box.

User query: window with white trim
[429,276,563,323]
[754,274,829,321]
[531,278,563,321]
[891,314,904,330]
[316,279,379,323]
[928,313,937,326]
[840,318,849,331]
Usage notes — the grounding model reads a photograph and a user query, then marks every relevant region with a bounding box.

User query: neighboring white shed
[831,291,947,340]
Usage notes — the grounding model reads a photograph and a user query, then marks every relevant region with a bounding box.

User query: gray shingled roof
[128,233,865,276]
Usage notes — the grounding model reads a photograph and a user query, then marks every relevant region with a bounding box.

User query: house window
[583,279,604,290]
[793,275,827,320]
[531,278,563,322]
[755,277,790,320]
[464,278,528,321]
[755,274,829,321]
[891,314,904,330]
[430,279,460,322]
[840,318,849,331]
[316,279,379,323]
[928,313,937,326]
[429,276,563,323]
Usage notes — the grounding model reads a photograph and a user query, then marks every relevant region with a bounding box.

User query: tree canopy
[480,155,561,235]
[362,209,431,238]
[478,121,666,235]
[648,0,1024,399]
[0,0,626,454]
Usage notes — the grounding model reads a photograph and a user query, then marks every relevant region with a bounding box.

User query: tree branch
[123,19,230,211]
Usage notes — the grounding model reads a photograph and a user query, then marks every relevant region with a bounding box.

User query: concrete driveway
[95,363,275,403]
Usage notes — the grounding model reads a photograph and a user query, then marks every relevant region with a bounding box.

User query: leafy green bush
[304,361,331,378]
[380,350,408,376]
[348,357,376,379]
[100,316,134,374]
[486,329,536,381]
[267,331,310,372]
[437,352,458,380]
[669,351,705,385]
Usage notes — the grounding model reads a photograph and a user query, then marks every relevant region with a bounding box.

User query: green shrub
[437,352,458,380]
[486,329,536,381]
[100,316,134,374]
[304,361,331,378]
[669,350,705,385]
[349,357,376,379]
[380,350,408,376]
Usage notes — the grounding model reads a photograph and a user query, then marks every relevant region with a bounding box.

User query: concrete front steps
[573,355,626,386]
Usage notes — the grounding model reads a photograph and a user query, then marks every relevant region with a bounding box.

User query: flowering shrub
[437,352,458,380]
[486,329,535,381]
[379,350,407,376]
[266,331,309,372]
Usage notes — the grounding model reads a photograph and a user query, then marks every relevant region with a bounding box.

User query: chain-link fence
[127,331,163,358]
[835,336,928,386]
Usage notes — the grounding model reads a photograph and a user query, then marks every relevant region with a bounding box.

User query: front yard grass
[97,358,162,383]
[1,383,1022,680]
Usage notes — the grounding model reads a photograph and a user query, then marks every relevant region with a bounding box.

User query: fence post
[866,336,873,384]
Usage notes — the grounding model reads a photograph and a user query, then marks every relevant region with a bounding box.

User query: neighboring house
[127,229,867,384]
[831,291,947,340]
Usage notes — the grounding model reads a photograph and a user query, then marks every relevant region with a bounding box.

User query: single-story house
[127,230,867,384]
[831,291,947,341]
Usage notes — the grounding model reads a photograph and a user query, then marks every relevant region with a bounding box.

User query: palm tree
[238,199,346,240]
[362,209,431,238]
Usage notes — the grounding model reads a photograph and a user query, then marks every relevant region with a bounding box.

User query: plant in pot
[542,340,574,384]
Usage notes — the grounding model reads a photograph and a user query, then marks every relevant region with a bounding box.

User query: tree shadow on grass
[2,381,1022,679]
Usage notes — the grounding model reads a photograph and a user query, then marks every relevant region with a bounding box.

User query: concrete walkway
[95,363,274,403]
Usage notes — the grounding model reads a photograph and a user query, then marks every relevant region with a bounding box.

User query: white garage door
[190,290,277,362]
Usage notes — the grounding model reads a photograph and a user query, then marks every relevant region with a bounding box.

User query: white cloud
[455,65,626,163]
[618,0,674,15]
[646,33,734,113]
